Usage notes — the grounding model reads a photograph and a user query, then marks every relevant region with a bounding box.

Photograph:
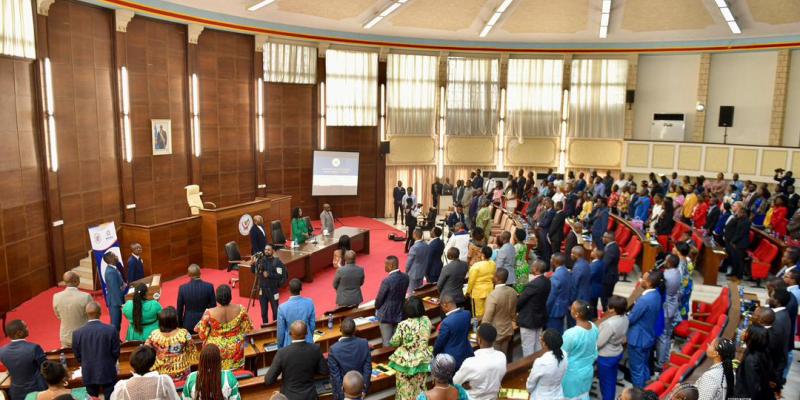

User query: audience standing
[561,301,599,399]
[327,318,371,400]
[109,345,178,400]
[122,283,162,341]
[333,250,365,307]
[516,260,551,356]
[388,297,433,400]
[176,264,217,333]
[183,344,241,400]
[275,279,315,348]
[597,296,629,400]
[481,269,518,358]
[405,229,430,293]
[52,271,92,348]
[452,324,507,400]
[434,295,474,369]
[195,285,253,370]
[264,321,328,400]
[525,329,568,399]
[72,302,121,399]
[0,320,47,400]
[467,246,496,318]
[627,272,662,389]
[145,307,198,381]
[375,255,410,346]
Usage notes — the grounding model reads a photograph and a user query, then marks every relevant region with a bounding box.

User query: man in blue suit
[446,203,466,231]
[375,255,410,346]
[0,320,46,400]
[406,229,430,293]
[176,264,217,333]
[570,246,592,329]
[434,295,474,369]
[72,302,120,399]
[328,318,371,400]
[102,251,126,332]
[250,215,268,255]
[426,227,445,283]
[589,248,605,320]
[276,279,316,348]
[546,253,574,334]
[126,243,145,283]
[633,188,651,222]
[627,271,662,388]
[590,197,610,249]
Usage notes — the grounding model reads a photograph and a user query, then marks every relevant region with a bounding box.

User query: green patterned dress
[388,316,433,400]
[513,243,530,293]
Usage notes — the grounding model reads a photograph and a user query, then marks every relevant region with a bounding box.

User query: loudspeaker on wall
[718,106,735,127]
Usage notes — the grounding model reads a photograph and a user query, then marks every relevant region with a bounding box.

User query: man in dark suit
[548,201,567,257]
[256,245,288,325]
[406,229,430,293]
[724,201,750,279]
[328,318,371,400]
[375,255,410,346]
[703,194,722,233]
[126,242,145,283]
[627,272,661,389]
[571,246,592,304]
[250,215,268,255]
[601,232,620,311]
[472,168,484,190]
[546,253,574,334]
[537,198,555,267]
[102,251,126,332]
[72,302,121,399]
[516,259,551,356]
[432,177,443,209]
[589,248,605,320]
[769,289,793,391]
[563,222,582,268]
[437,248,468,309]
[0,320,46,400]
[177,264,217,333]
[446,203,466,231]
[392,181,406,225]
[264,320,328,400]
[590,197,610,249]
[334,251,365,307]
[434,295,474,370]
[453,180,466,207]
[427,227,445,283]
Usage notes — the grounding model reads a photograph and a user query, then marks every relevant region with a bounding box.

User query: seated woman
[195,285,253,370]
[145,306,198,381]
[25,361,87,400]
[109,345,178,400]
[332,235,351,268]
[416,354,468,400]
[122,283,162,342]
[182,344,241,400]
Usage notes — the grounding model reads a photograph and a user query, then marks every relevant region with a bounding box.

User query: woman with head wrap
[416,354,469,400]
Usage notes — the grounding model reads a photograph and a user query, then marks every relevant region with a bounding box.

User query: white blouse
[526,351,568,400]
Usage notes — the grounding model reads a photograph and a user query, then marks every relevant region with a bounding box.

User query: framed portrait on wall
[151,119,172,156]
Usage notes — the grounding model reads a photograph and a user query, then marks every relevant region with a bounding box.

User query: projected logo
[331,158,341,167]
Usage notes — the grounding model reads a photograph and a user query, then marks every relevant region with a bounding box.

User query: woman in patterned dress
[512,228,530,293]
[146,307,198,381]
[194,285,253,371]
[388,297,433,400]
[466,227,487,267]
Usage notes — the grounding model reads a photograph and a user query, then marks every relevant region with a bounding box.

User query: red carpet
[0,217,407,351]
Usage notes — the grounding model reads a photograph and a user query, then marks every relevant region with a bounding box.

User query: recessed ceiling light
[720,7,734,22]
[364,16,383,29]
[598,0,612,39]
[714,0,741,34]
[479,24,493,37]
[727,20,741,34]
[364,1,409,29]
[479,0,514,37]
[601,0,611,13]
[247,0,275,11]
[497,0,514,13]
[599,25,608,38]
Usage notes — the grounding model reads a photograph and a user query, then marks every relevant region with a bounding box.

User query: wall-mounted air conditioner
[650,113,685,141]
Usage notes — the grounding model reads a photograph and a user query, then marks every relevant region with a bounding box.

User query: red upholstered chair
[657,235,671,254]
[674,288,729,338]
[671,222,691,244]
[659,364,691,400]
[618,237,642,281]
[645,366,678,396]
[749,240,779,286]
[615,226,632,247]
[691,233,704,252]
[608,217,616,231]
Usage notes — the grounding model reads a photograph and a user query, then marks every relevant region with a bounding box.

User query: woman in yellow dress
[467,245,496,318]
[194,285,253,371]
[145,306,199,381]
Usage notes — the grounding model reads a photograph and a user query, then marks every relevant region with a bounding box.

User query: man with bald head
[333,250,365,307]
[342,371,365,400]
[53,271,92,347]
[250,214,268,255]
[264,320,328,400]
[72,302,120,399]
[320,203,335,235]
[177,264,216,333]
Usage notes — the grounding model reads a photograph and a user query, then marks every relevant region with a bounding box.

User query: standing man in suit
[516,260,551,356]
[627,272,662,389]
[724,201,751,280]
[548,202,567,257]
[0,320,47,400]
[427,227,445,283]
[251,215,268,255]
[473,169,484,190]
[256,246,288,325]
[334,251,365,307]
[277,279,316,348]
[72,302,121,399]
[53,271,92,347]
[481,269,517,359]
[446,203,466,232]
[102,251,126,332]
[589,248,605,320]
[393,181,406,226]
[432,177,443,209]
[453,180,466,207]
[406,229,430,294]
[127,243,145,283]
[546,253,574,334]
[564,222,582,268]
[571,246,592,304]
[590,198,610,250]
[328,318,371,400]
[437,248,468,309]
[264,321,328,400]
[177,264,217,333]
[434,295,474,370]
[601,232,620,311]
[495,231,516,286]
[375,256,410,346]
[320,203,335,235]
[537,198,555,267]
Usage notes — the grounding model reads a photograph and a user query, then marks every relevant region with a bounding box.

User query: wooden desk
[610,214,661,274]
[124,274,161,301]
[238,227,370,297]
[696,234,726,286]
[120,216,202,281]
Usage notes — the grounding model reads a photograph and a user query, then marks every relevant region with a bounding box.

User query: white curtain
[446,57,499,136]
[386,53,438,136]
[325,49,378,126]
[568,59,628,138]
[506,58,563,137]
[263,42,317,84]
[0,0,36,59]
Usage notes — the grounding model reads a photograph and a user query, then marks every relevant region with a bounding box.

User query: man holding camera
[255,245,288,325]
[775,168,795,193]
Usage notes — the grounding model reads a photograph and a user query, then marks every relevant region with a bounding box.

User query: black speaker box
[718,106,735,127]
[379,141,390,154]
[626,90,636,104]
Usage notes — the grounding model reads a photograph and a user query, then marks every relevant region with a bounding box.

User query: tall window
[386,53,438,135]
[263,42,317,84]
[506,58,563,137]
[325,49,378,126]
[0,0,36,58]
[569,59,628,138]
[446,57,499,136]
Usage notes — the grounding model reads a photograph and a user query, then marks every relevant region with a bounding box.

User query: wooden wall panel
[0,58,52,309]
[196,29,255,208]
[120,216,202,281]
[322,126,382,217]
[125,17,190,225]
[47,0,121,270]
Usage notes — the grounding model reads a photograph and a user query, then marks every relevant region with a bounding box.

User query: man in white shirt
[453,324,507,400]
[444,223,470,262]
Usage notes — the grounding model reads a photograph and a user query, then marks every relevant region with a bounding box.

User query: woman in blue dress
[561,300,599,400]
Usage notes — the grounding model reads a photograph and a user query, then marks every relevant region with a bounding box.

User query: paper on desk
[71,368,82,379]
[353,316,378,326]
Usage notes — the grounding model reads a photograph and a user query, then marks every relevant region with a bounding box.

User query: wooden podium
[124,274,161,301]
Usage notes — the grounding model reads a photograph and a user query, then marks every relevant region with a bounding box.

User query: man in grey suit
[405,229,430,294]
[494,231,516,285]
[333,250,365,307]
[320,203,335,236]
[437,247,468,309]
[53,271,92,347]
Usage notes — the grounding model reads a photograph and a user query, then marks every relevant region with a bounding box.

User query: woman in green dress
[416,354,469,400]
[291,207,309,244]
[25,360,87,400]
[182,344,240,400]
[512,228,530,293]
[389,297,433,400]
[122,283,162,341]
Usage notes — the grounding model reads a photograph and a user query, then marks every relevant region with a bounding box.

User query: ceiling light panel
[247,0,275,11]
[479,0,514,37]
[364,0,410,29]
[598,0,611,39]
[714,0,741,34]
